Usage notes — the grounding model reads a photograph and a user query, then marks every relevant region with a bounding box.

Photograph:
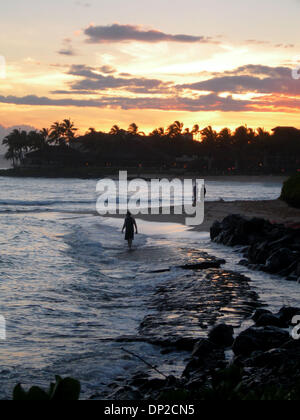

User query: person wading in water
[122,211,138,249]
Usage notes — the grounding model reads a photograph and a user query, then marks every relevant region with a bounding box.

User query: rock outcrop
[210,215,300,281]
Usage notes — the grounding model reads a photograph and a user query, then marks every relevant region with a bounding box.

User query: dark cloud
[1,91,300,112]
[220,65,290,78]
[67,64,173,93]
[99,65,116,74]
[84,23,213,44]
[51,90,96,95]
[245,40,295,49]
[58,48,76,56]
[57,38,77,56]
[246,40,270,45]
[3,63,300,113]
[0,93,253,112]
[180,65,300,95]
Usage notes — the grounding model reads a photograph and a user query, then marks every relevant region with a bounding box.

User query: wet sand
[105,199,300,232]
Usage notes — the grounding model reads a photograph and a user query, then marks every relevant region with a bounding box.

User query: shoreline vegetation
[2,119,300,176]
[0,167,290,180]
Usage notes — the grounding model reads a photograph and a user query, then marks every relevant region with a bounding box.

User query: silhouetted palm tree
[191,124,200,140]
[128,123,139,135]
[167,121,184,138]
[3,119,299,175]
[150,127,165,137]
[4,148,16,167]
[50,122,63,145]
[158,127,165,136]
[87,127,97,135]
[40,128,50,142]
[28,131,45,151]
[3,129,28,166]
[50,119,77,146]
[201,126,217,145]
[62,119,78,144]
[217,128,232,147]
[256,127,270,142]
[109,125,121,135]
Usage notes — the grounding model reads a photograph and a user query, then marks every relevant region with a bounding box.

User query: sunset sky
[0,0,300,135]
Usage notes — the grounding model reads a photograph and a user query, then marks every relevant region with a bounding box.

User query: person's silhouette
[122,211,138,249]
[193,182,197,207]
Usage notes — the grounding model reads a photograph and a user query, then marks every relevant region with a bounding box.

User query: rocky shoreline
[92,215,300,401]
[96,251,266,400]
[95,217,300,401]
[101,305,300,400]
[211,214,300,281]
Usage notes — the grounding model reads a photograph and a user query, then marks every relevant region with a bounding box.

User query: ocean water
[0,177,282,214]
[0,176,297,399]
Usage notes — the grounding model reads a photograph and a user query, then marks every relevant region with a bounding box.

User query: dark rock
[166,375,178,387]
[278,260,299,277]
[264,248,295,273]
[208,324,234,348]
[183,357,204,378]
[252,309,273,322]
[180,260,225,270]
[277,306,300,326]
[268,234,295,249]
[140,378,166,391]
[244,348,288,368]
[108,385,143,400]
[192,338,216,358]
[210,214,300,280]
[232,333,260,357]
[129,377,150,388]
[186,374,206,390]
[183,349,226,378]
[170,337,198,351]
[248,241,270,264]
[255,313,285,328]
[233,326,290,356]
[210,221,222,240]
[281,339,300,351]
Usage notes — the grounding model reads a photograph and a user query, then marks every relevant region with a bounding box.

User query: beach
[106,199,300,232]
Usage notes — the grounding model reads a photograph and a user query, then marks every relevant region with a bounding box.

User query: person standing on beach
[193,182,206,206]
[193,182,198,207]
[122,211,138,249]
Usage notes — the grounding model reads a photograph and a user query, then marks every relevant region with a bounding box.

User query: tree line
[2,119,300,174]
